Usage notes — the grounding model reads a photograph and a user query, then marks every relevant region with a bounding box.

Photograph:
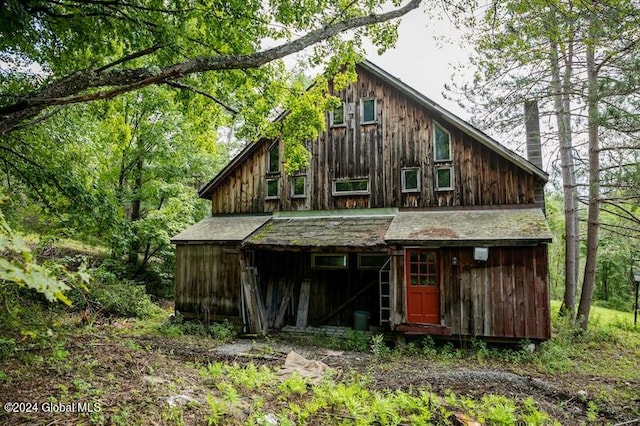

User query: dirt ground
[2,327,638,426]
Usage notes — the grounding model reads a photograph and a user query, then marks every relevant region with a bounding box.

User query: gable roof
[199,60,547,200]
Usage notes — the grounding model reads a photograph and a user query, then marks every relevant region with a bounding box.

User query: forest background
[1,0,639,348]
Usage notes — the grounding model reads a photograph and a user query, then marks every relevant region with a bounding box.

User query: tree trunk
[549,37,579,320]
[128,157,143,266]
[577,19,600,330]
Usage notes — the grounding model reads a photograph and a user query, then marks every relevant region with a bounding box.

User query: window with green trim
[361,98,377,124]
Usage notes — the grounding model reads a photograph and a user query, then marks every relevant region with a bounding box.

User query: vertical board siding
[439,246,549,340]
[175,244,241,319]
[208,65,541,214]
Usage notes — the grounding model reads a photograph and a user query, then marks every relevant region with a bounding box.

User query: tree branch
[165,81,239,115]
[0,0,422,135]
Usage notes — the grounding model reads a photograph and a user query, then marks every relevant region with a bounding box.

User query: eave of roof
[384,208,552,245]
[245,216,393,249]
[172,207,552,247]
[170,214,271,244]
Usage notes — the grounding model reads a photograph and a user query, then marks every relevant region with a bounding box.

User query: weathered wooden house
[172,61,552,341]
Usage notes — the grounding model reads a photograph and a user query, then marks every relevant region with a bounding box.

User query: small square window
[266,178,279,199]
[361,98,376,124]
[332,178,370,195]
[434,123,451,162]
[330,103,345,127]
[291,175,306,198]
[435,167,454,191]
[402,167,421,193]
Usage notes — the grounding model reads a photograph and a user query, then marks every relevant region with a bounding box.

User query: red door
[406,249,440,324]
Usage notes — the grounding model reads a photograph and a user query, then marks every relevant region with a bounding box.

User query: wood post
[296,279,311,328]
[239,252,268,335]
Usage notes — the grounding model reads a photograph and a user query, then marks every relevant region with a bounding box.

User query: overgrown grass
[196,361,557,425]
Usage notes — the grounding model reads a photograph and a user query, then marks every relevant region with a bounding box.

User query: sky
[362,6,474,121]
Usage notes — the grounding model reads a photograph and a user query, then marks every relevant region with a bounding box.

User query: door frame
[404,247,441,324]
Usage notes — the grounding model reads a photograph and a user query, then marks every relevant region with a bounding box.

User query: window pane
[267,179,278,197]
[332,104,345,126]
[334,179,369,193]
[435,126,451,161]
[362,99,376,123]
[292,176,305,196]
[403,168,419,191]
[428,263,436,275]
[313,254,347,268]
[268,144,279,173]
[436,168,452,190]
[359,255,389,269]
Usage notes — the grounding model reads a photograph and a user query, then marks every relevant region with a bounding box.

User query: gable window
[435,166,454,191]
[330,102,346,127]
[401,167,421,193]
[291,175,306,198]
[266,178,279,199]
[312,253,348,269]
[360,98,377,124]
[332,178,370,195]
[268,142,280,174]
[434,123,451,162]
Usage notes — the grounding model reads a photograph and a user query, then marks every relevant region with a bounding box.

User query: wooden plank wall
[441,246,550,340]
[208,65,541,214]
[174,244,241,320]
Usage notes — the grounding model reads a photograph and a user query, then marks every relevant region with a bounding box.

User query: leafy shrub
[209,320,236,342]
[92,281,161,319]
[370,333,391,358]
[342,330,370,352]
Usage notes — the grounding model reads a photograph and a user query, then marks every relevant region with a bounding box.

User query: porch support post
[239,251,268,335]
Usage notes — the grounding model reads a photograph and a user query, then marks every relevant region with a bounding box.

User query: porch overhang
[384,208,552,246]
[244,213,394,250]
[170,214,271,244]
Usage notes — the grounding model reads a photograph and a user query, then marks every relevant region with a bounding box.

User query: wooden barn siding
[255,250,382,326]
[392,246,550,340]
[174,244,241,319]
[441,246,550,340]
[209,66,539,214]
